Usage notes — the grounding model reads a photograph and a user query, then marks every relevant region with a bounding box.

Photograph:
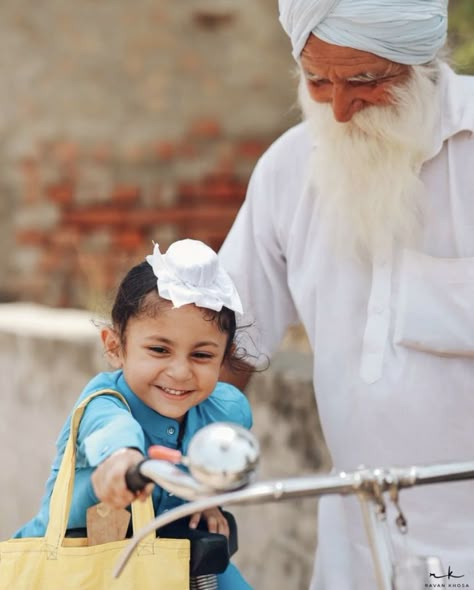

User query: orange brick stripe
[62,205,240,227]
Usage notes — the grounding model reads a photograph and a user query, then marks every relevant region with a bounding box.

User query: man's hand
[91,448,153,509]
[189,507,230,537]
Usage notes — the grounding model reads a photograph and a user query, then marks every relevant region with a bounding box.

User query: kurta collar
[117,371,182,445]
[427,62,474,160]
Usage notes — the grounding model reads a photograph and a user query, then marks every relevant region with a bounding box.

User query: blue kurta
[15,369,253,589]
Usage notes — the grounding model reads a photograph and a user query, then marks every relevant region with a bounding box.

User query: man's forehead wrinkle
[346,69,395,80]
[302,57,405,79]
[302,53,383,66]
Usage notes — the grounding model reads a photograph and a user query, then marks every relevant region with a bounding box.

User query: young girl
[14,238,253,589]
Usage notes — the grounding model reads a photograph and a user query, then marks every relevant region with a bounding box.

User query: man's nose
[331,84,364,123]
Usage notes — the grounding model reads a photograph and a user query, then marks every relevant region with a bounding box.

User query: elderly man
[219,0,474,588]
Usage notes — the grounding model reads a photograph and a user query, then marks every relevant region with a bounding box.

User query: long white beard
[298,64,441,258]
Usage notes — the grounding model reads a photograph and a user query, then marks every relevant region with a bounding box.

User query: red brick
[177,175,246,206]
[179,211,237,235]
[215,154,235,176]
[19,157,38,173]
[189,119,222,139]
[39,250,63,272]
[45,183,75,206]
[110,185,141,206]
[177,182,198,204]
[112,230,144,251]
[90,143,113,163]
[177,228,230,248]
[153,141,177,161]
[177,142,198,158]
[181,53,201,72]
[19,158,41,203]
[122,144,148,163]
[77,251,132,294]
[52,141,80,163]
[15,229,48,247]
[49,227,81,249]
[236,139,268,159]
[63,205,239,228]
[146,185,163,203]
[203,174,247,203]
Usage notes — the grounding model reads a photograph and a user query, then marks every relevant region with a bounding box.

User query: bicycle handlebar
[114,459,474,578]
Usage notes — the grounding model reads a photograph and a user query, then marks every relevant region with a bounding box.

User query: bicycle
[117,422,474,590]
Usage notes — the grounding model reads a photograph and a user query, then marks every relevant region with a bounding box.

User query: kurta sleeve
[77,395,146,467]
[219,143,300,364]
[239,392,252,429]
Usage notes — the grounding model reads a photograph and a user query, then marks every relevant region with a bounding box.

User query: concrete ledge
[0,302,103,340]
[0,303,330,590]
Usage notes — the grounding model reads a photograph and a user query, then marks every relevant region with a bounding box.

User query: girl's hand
[91,448,154,509]
[189,508,230,537]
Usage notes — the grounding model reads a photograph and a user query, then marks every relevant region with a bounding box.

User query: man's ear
[101,327,123,369]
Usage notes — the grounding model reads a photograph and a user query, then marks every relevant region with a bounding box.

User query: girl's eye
[192,352,214,360]
[149,346,168,354]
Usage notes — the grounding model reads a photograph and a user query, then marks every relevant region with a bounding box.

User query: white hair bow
[146,239,243,315]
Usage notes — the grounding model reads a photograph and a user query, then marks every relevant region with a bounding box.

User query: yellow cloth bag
[0,389,190,590]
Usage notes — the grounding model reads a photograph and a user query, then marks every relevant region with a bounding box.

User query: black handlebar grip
[125,460,153,493]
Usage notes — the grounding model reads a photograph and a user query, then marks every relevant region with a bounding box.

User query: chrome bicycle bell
[186,422,260,491]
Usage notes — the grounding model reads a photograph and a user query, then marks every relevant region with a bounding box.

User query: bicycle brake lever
[137,459,213,500]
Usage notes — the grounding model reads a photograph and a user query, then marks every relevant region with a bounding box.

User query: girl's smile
[157,386,194,397]
[102,298,228,422]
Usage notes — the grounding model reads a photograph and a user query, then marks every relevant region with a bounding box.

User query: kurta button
[167,426,176,436]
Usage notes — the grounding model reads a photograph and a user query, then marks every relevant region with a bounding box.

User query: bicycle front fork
[359,493,444,590]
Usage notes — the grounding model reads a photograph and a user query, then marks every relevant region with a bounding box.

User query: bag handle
[45,388,155,548]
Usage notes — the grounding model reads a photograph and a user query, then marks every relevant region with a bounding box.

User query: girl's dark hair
[111,261,238,361]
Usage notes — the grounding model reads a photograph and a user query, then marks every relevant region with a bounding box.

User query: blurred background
[1,0,298,311]
[0,1,473,589]
[1,0,473,312]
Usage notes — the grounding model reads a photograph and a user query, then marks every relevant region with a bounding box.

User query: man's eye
[346,78,379,87]
[358,76,395,87]
[308,78,328,87]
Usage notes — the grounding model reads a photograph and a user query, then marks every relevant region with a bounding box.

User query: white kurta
[219,64,474,589]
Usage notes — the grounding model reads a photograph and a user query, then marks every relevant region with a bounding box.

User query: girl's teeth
[162,387,187,395]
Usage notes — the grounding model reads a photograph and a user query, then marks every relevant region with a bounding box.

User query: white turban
[279,0,448,65]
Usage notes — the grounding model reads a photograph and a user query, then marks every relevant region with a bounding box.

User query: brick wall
[1,1,298,309]
[14,132,268,309]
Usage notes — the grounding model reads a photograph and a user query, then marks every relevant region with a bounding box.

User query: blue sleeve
[239,392,252,430]
[221,382,252,430]
[205,382,253,430]
[77,395,146,467]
